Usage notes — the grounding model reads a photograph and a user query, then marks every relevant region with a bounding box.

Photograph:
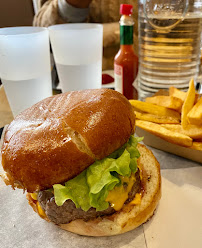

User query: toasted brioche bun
[27,144,161,236]
[1,89,135,192]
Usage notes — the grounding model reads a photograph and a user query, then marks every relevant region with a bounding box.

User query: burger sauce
[114,4,138,100]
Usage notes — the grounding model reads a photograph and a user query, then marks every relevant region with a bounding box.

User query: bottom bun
[28,144,161,236]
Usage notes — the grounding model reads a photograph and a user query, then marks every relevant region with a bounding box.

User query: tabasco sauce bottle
[114,4,138,100]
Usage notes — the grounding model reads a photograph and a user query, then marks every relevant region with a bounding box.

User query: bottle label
[120,25,133,45]
[114,64,123,94]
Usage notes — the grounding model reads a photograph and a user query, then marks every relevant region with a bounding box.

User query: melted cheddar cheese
[106,173,136,211]
[30,164,143,215]
[36,202,46,217]
[30,193,46,218]
[130,193,142,205]
[30,193,38,200]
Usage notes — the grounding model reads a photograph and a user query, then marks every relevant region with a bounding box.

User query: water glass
[0,27,52,117]
[138,0,202,100]
[49,23,103,92]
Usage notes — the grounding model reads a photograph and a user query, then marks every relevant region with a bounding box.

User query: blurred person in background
[33,0,138,71]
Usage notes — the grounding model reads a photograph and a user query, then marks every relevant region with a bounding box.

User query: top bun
[1,89,135,192]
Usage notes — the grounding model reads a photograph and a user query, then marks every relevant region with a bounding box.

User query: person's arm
[33,0,63,26]
[33,0,92,27]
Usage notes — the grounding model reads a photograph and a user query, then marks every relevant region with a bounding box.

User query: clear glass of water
[0,27,52,117]
[138,0,202,100]
[49,24,103,92]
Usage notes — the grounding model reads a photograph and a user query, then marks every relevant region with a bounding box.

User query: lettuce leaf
[53,136,143,211]
[53,170,91,211]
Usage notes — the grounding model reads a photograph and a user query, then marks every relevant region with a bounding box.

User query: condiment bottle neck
[120,44,135,51]
[120,15,134,26]
[120,15,134,45]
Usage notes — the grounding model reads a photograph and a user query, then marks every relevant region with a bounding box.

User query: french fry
[136,120,193,147]
[182,124,202,139]
[145,95,183,111]
[181,78,195,128]
[153,89,169,96]
[161,124,184,134]
[187,97,202,125]
[129,100,180,120]
[169,86,198,103]
[169,87,187,101]
[162,123,202,139]
[190,142,202,151]
[135,111,180,124]
[133,79,202,152]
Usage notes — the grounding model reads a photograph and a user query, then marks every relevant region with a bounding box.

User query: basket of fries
[130,79,202,164]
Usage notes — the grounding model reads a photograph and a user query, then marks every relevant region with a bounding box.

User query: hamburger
[1,89,161,236]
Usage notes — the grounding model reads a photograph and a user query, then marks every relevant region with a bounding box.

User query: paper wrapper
[0,138,201,248]
[144,167,202,248]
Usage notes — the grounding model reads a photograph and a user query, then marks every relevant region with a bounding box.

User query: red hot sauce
[114,4,138,100]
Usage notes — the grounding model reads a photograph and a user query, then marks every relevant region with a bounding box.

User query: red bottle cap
[120,4,133,16]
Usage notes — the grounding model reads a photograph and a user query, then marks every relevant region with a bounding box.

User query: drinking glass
[0,27,52,117]
[49,24,103,92]
[138,0,202,100]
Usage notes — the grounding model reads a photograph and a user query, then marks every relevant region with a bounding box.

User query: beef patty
[38,169,141,225]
